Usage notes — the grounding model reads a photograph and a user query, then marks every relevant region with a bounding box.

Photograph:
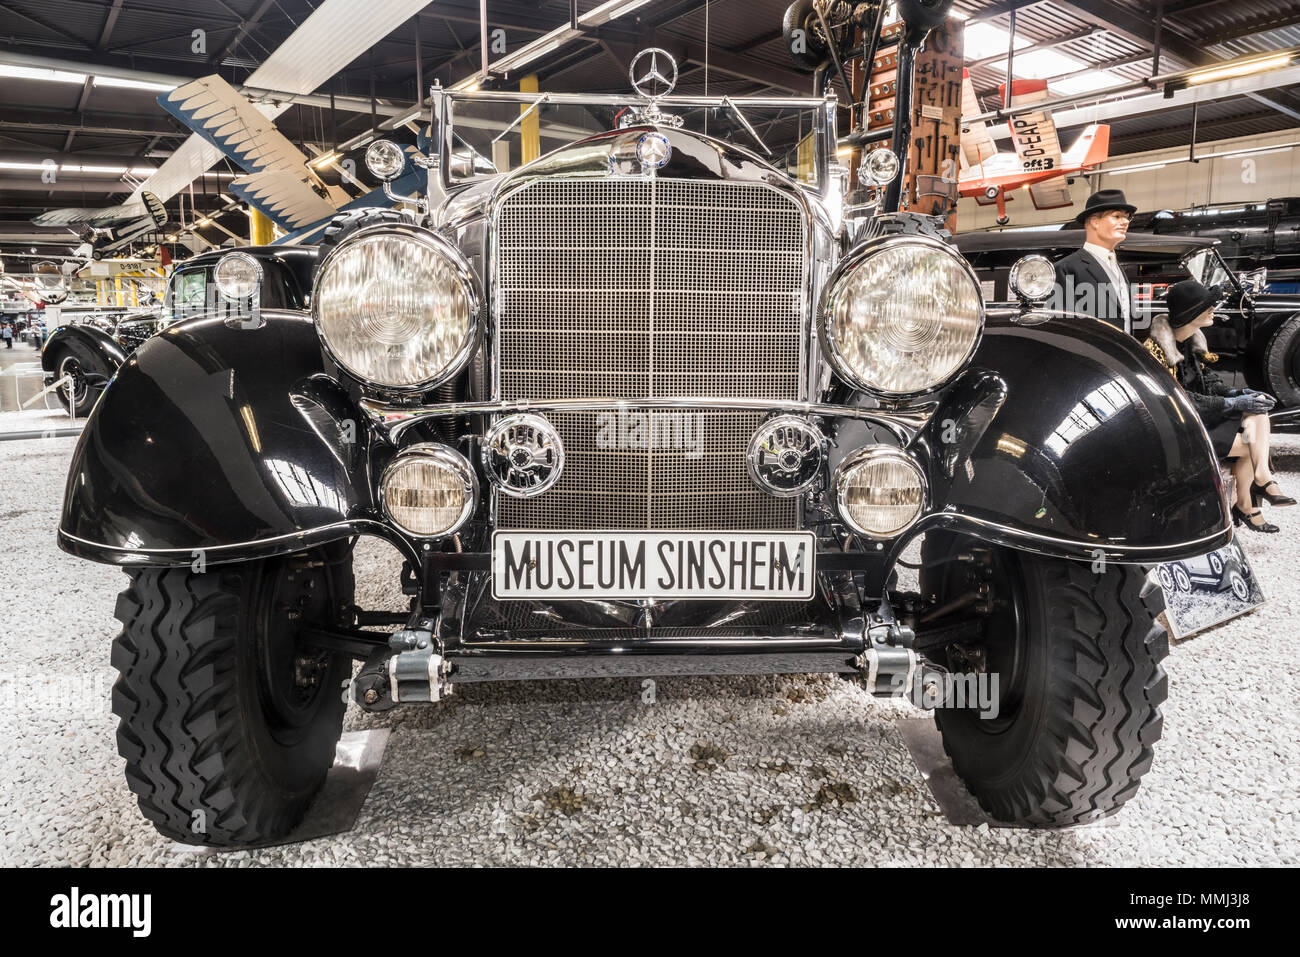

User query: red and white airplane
[959,72,1111,225]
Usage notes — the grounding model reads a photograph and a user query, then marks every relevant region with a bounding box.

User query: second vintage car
[958,229,1300,423]
[40,245,317,415]
[59,0,1230,846]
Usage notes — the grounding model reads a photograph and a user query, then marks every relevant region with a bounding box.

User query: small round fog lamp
[1008,254,1057,303]
[835,446,926,539]
[365,139,407,181]
[858,148,901,187]
[381,444,478,538]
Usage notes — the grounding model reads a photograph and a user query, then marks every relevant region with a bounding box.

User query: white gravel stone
[0,431,1297,866]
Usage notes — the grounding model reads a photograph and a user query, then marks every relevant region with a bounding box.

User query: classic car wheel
[1227,570,1250,602]
[1208,552,1223,575]
[110,546,353,846]
[1157,566,1175,594]
[1261,315,1300,406]
[1173,565,1192,593]
[53,348,105,417]
[920,534,1168,827]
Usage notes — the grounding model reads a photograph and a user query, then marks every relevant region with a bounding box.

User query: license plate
[491,531,816,601]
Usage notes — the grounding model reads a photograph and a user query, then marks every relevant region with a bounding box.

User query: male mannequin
[1054,189,1137,332]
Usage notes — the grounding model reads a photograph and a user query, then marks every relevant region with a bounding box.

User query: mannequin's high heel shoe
[1251,480,1297,507]
[1232,505,1279,533]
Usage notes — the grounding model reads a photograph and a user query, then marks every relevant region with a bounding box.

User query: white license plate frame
[491,530,817,601]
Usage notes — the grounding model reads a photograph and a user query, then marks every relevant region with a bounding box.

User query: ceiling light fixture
[1186,53,1295,85]
[93,76,174,92]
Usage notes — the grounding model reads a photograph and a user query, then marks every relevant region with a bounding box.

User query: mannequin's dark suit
[1054,249,1129,332]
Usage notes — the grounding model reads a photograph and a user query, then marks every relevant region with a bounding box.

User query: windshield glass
[442,94,829,188]
[1184,248,1234,289]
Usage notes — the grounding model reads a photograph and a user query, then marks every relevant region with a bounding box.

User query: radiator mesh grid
[495,178,806,530]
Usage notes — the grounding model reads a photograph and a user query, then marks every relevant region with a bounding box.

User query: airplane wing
[960,69,997,167]
[159,75,317,178]
[229,170,339,233]
[273,167,426,246]
[1028,176,1073,211]
[32,191,167,229]
[131,127,262,206]
[127,0,433,207]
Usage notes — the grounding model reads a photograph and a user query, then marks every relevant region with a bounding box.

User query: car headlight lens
[314,225,477,390]
[213,251,263,299]
[835,446,926,539]
[365,139,407,181]
[821,237,984,396]
[380,444,478,538]
[1008,254,1056,302]
[858,148,901,187]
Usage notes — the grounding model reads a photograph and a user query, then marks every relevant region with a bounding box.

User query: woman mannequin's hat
[1166,280,1220,329]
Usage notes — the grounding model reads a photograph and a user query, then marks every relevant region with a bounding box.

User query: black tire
[111,547,353,846]
[920,534,1169,827]
[783,0,830,72]
[50,343,108,417]
[1227,570,1250,602]
[1261,315,1300,407]
[318,207,410,260]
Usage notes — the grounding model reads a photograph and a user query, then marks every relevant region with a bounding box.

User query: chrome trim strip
[908,512,1231,556]
[360,396,936,444]
[59,520,421,563]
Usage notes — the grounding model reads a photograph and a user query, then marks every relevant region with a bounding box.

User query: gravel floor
[2,429,1297,867]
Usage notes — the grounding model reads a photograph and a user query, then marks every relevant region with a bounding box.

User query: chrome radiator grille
[494,178,807,530]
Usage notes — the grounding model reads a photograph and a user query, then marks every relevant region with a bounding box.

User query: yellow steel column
[113,275,123,308]
[249,208,274,246]
[520,74,540,165]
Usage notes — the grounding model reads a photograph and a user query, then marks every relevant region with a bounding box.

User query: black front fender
[58,312,411,566]
[41,324,128,378]
[902,313,1231,563]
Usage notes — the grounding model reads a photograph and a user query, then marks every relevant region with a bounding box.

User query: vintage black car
[1130,198,1300,281]
[59,0,1230,846]
[958,230,1300,423]
[41,246,316,415]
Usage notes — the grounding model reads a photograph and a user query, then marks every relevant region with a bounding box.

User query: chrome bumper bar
[359,396,937,444]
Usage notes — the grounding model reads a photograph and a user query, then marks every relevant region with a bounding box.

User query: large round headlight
[820,236,983,397]
[313,224,478,390]
[213,251,263,299]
